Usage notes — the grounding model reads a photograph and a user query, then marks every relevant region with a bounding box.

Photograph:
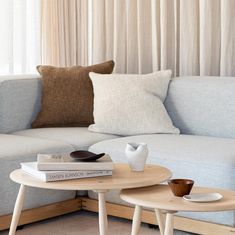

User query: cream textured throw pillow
[89,70,180,136]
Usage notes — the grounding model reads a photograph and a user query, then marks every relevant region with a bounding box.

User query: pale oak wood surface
[121,185,235,212]
[121,185,235,235]
[10,164,171,190]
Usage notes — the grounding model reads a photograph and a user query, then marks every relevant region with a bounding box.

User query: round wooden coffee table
[120,185,235,235]
[9,164,171,235]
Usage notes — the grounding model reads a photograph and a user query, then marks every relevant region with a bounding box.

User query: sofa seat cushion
[89,134,235,181]
[13,127,119,150]
[89,134,235,226]
[0,134,76,216]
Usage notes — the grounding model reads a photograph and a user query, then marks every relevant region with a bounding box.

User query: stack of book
[21,153,113,182]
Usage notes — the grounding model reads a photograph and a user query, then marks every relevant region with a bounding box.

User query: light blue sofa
[0,75,118,219]
[0,75,234,233]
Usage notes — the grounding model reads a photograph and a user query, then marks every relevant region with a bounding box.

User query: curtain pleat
[160,0,177,74]
[199,0,221,76]
[92,0,106,64]
[179,0,200,76]
[41,0,88,66]
[105,0,114,60]
[220,0,235,76]
[151,0,161,72]
[137,0,152,74]
[113,0,127,73]
[126,0,138,73]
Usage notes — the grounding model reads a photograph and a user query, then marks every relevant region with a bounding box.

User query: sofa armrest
[0,74,42,133]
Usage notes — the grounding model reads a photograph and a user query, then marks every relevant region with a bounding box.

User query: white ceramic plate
[183,193,223,202]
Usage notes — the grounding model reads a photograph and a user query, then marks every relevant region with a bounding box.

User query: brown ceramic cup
[168,179,194,197]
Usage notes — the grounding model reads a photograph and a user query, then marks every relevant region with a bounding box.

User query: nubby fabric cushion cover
[89,70,180,136]
[32,61,115,128]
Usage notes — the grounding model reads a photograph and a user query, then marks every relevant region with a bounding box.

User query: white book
[21,162,112,182]
[37,153,114,171]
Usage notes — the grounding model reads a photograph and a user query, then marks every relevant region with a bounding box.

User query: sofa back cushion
[0,75,41,134]
[165,76,235,139]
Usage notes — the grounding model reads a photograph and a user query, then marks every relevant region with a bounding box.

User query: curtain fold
[179,0,200,76]
[220,0,235,76]
[91,0,235,76]
[41,0,88,66]
[199,0,221,76]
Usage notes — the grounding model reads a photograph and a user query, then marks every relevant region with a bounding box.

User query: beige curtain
[92,0,235,76]
[41,0,88,66]
[41,0,235,76]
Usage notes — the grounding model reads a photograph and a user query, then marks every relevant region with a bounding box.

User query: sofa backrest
[0,75,41,133]
[1,74,235,139]
[165,76,235,139]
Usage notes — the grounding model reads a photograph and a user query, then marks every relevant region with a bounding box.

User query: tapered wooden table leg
[97,190,108,235]
[164,211,176,235]
[131,205,142,235]
[154,209,165,235]
[9,184,26,235]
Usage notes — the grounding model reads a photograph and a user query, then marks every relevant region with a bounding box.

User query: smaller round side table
[120,185,235,235]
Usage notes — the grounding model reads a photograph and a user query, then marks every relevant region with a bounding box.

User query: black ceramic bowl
[70,150,105,162]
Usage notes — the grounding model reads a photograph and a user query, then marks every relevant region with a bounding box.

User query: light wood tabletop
[121,185,235,212]
[9,164,171,235]
[10,164,171,190]
[120,185,235,235]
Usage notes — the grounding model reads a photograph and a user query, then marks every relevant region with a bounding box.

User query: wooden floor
[0,197,234,235]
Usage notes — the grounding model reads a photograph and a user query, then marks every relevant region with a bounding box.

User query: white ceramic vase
[125,142,148,172]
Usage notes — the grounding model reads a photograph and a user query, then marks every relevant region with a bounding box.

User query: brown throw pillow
[31,60,115,128]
